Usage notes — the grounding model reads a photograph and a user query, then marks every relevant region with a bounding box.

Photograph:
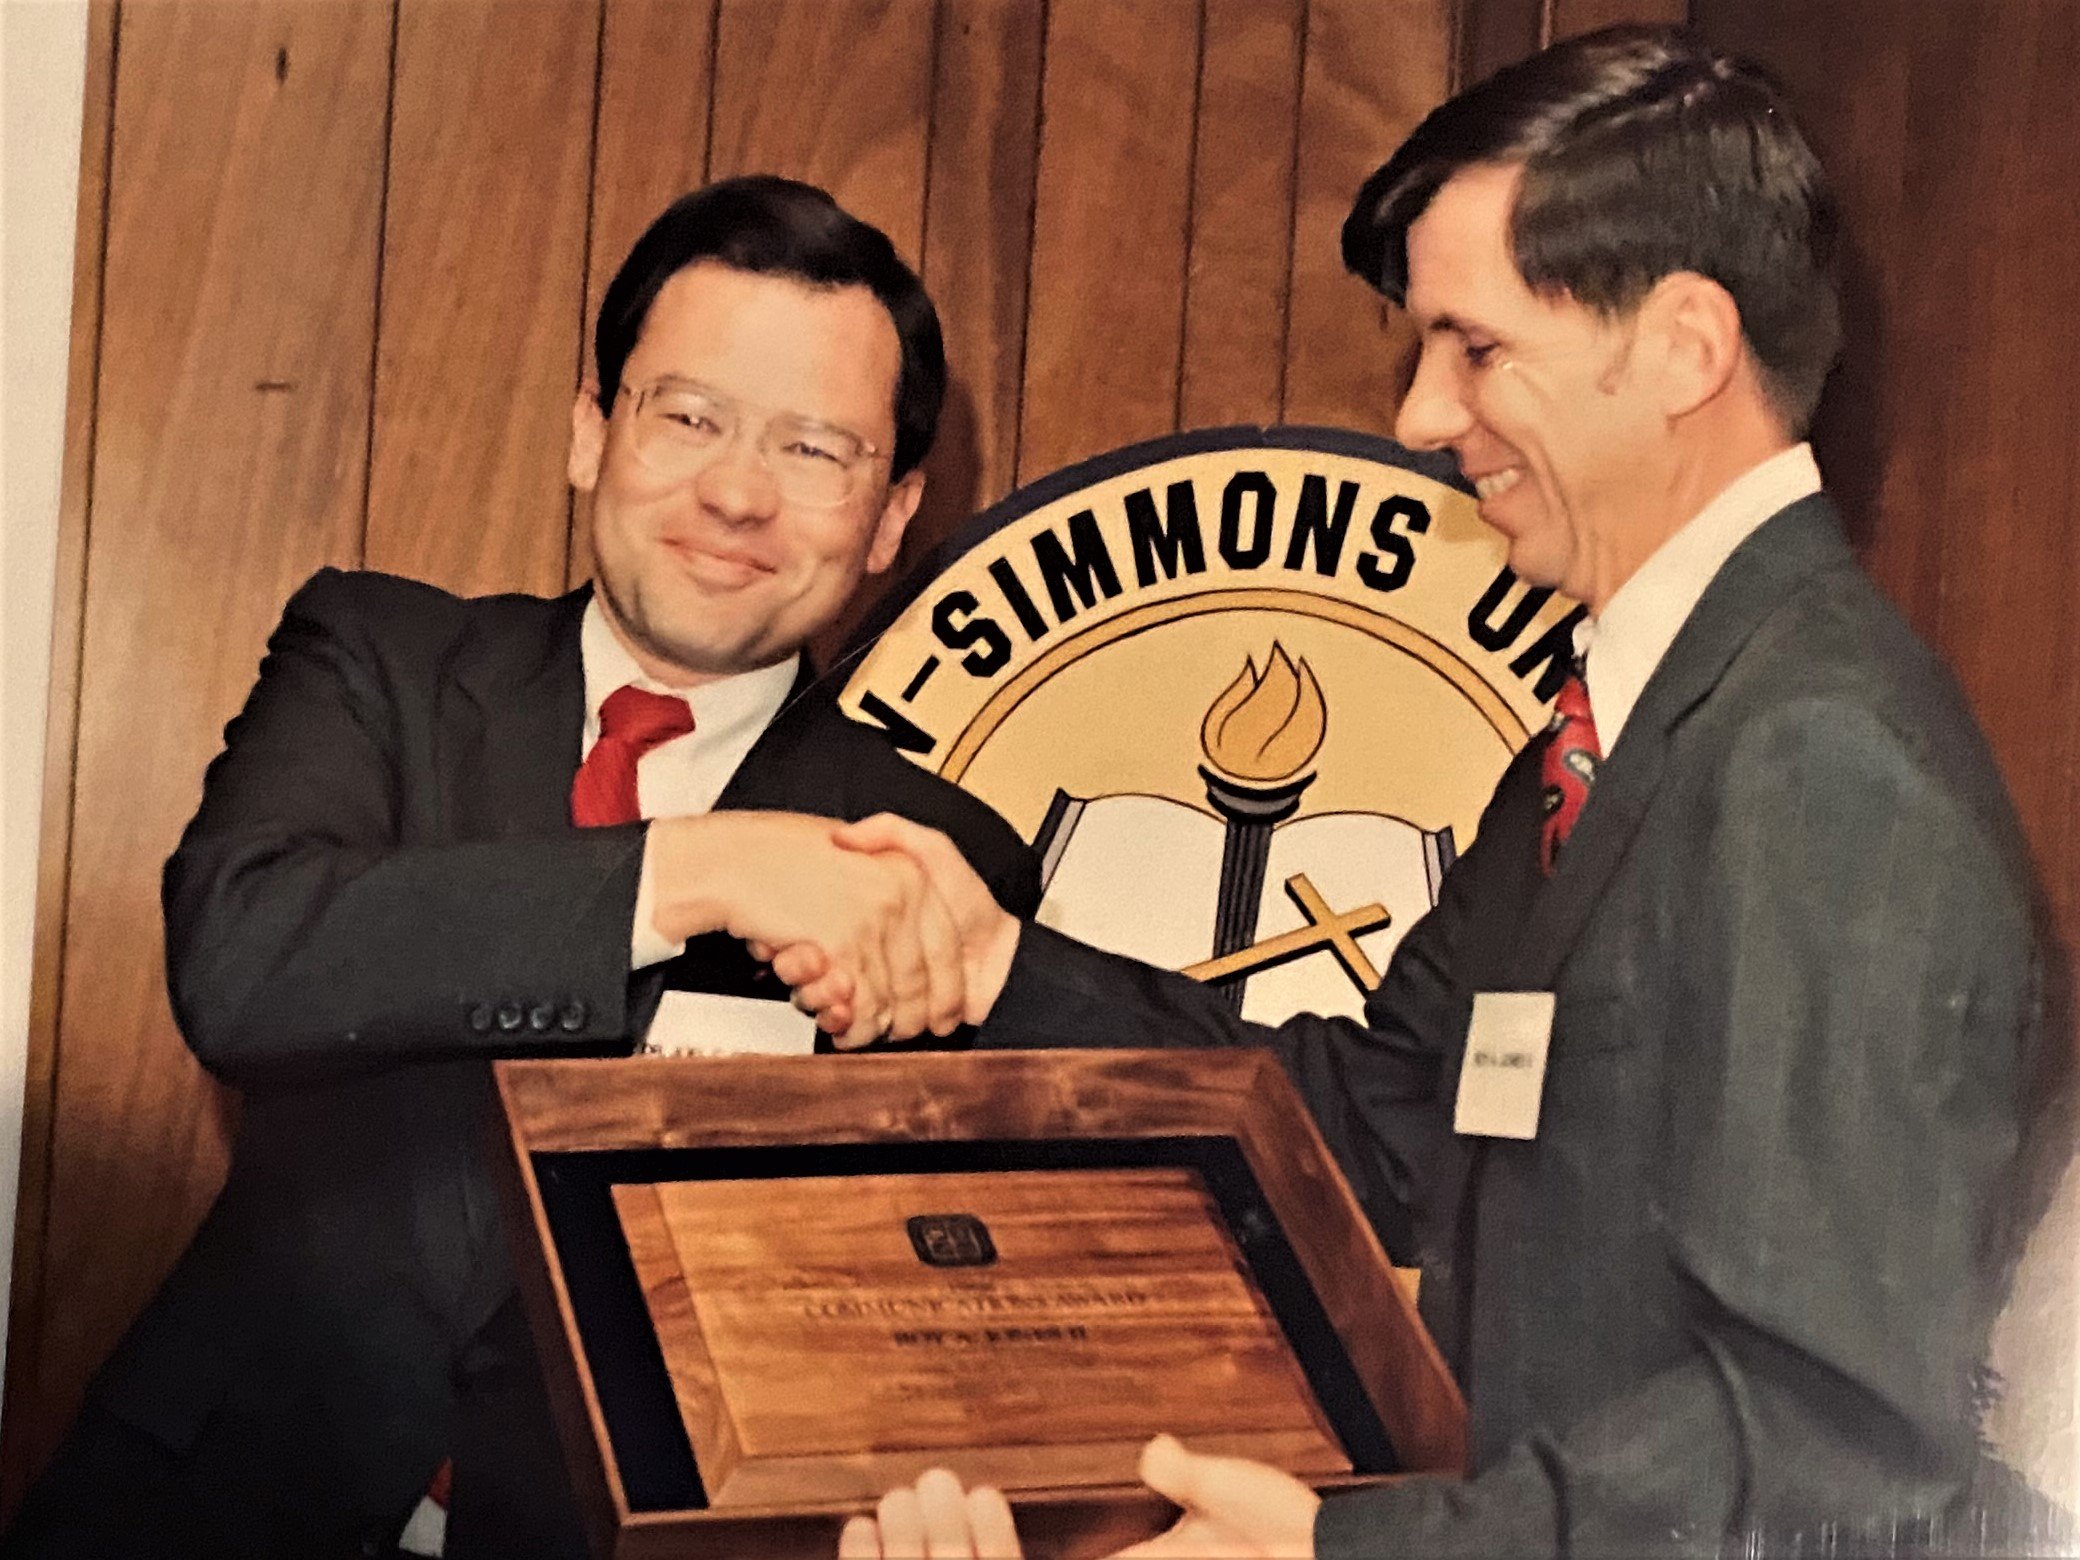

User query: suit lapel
[713,654,822,812]
[1511,495,1855,987]
[441,586,591,840]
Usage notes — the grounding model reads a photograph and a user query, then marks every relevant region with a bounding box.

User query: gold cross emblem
[1180,873,1390,993]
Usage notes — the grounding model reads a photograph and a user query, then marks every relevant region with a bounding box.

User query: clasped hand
[645,812,1011,1049]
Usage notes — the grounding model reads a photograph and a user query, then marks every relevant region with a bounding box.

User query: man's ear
[1646,272,1745,419]
[865,468,926,575]
[568,387,607,492]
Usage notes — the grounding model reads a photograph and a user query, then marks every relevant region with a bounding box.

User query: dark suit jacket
[981,496,2049,1555]
[91,568,1039,1540]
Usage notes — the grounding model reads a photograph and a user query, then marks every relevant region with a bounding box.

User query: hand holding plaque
[493,1049,1465,1557]
[841,1438,1321,1560]
[839,1468,1022,1560]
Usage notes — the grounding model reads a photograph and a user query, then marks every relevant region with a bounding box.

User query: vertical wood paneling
[1,0,118,1511]
[1180,0,1305,429]
[1461,0,1543,86]
[366,0,599,597]
[1017,0,1201,481]
[584,0,720,351]
[1461,0,1691,109]
[706,0,937,661]
[569,0,720,585]
[1929,4,2080,971]
[707,0,937,261]
[1756,8,1915,589]
[1904,0,2080,917]
[819,0,1047,663]
[32,0,389,1475]
[914,0,1044,541]
[1549,0,1690,39]
[1283,0,1453,430]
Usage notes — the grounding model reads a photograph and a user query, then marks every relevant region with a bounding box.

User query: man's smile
[1470,467,1523,501]
[659,534,780,587]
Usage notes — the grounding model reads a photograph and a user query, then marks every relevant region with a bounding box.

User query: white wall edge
[0,0,93,1401]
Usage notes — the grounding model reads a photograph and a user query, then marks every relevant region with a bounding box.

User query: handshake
[642,811,1025,1049]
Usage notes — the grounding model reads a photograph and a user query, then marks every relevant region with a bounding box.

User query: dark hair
[594,175,945,478]
[1342,24,1840,433]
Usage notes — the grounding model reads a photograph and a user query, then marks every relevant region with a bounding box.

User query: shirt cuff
[631,825,689,970]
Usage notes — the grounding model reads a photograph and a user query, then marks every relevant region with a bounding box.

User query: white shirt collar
[1581,443,1823,753]
[578,595,799,759]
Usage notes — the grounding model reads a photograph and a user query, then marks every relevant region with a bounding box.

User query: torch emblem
[1199,648,1326,1006]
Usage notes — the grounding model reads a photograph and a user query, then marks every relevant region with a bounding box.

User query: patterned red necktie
[570,684,696,826]
[1539,666,1600,874]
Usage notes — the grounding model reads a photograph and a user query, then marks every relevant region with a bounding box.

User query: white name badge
[1453,991,1555,1140]
[643,990,818,1058]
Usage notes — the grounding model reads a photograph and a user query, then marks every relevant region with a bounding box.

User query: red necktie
[570,684,696,826]
[1539,667,1600,874]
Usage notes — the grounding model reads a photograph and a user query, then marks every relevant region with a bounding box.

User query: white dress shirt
[1577,443,1824,754]
[577,598,798,967]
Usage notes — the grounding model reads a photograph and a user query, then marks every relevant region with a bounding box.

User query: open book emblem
[842,428,1584,1025]
[1033,644,1456,1018]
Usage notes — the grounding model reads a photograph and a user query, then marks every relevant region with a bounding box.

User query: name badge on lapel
[1454,991,1555,1140]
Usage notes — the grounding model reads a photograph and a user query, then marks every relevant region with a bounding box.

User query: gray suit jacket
[982,496,2048,1555]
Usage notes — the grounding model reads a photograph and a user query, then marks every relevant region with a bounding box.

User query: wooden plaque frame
[492,1049,1467,1560]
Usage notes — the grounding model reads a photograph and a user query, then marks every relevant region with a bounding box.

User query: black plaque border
[533,1135,1398,1514]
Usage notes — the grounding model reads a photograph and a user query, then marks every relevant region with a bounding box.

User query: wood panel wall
[10,0,390,1506]
[6,0,1574,1505]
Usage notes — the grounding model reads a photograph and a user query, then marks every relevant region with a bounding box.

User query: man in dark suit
[823,27,2055,1560]
[4,177,1036,1560]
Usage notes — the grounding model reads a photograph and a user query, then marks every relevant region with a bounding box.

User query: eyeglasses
[616,377,887,508]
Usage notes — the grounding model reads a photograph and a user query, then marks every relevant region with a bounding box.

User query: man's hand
[773,813,1021,1039]
[644,812,965,1048]
[839,1468,1022,1559]
[837,1438,1319,1560]
[1113,1435,1319,1558]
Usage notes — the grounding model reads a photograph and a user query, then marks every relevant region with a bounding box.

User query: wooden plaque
[492,1049,1467,1560]
[614,1166,1350,1507]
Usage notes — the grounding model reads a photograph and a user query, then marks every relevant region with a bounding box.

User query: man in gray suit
[817,25,2055,1559]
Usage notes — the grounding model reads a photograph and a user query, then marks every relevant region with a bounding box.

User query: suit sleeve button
[558,1000,588,1033]
[467,1003,493,1033]
[495,1002,524,1032]
[527,1003,555,1032]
